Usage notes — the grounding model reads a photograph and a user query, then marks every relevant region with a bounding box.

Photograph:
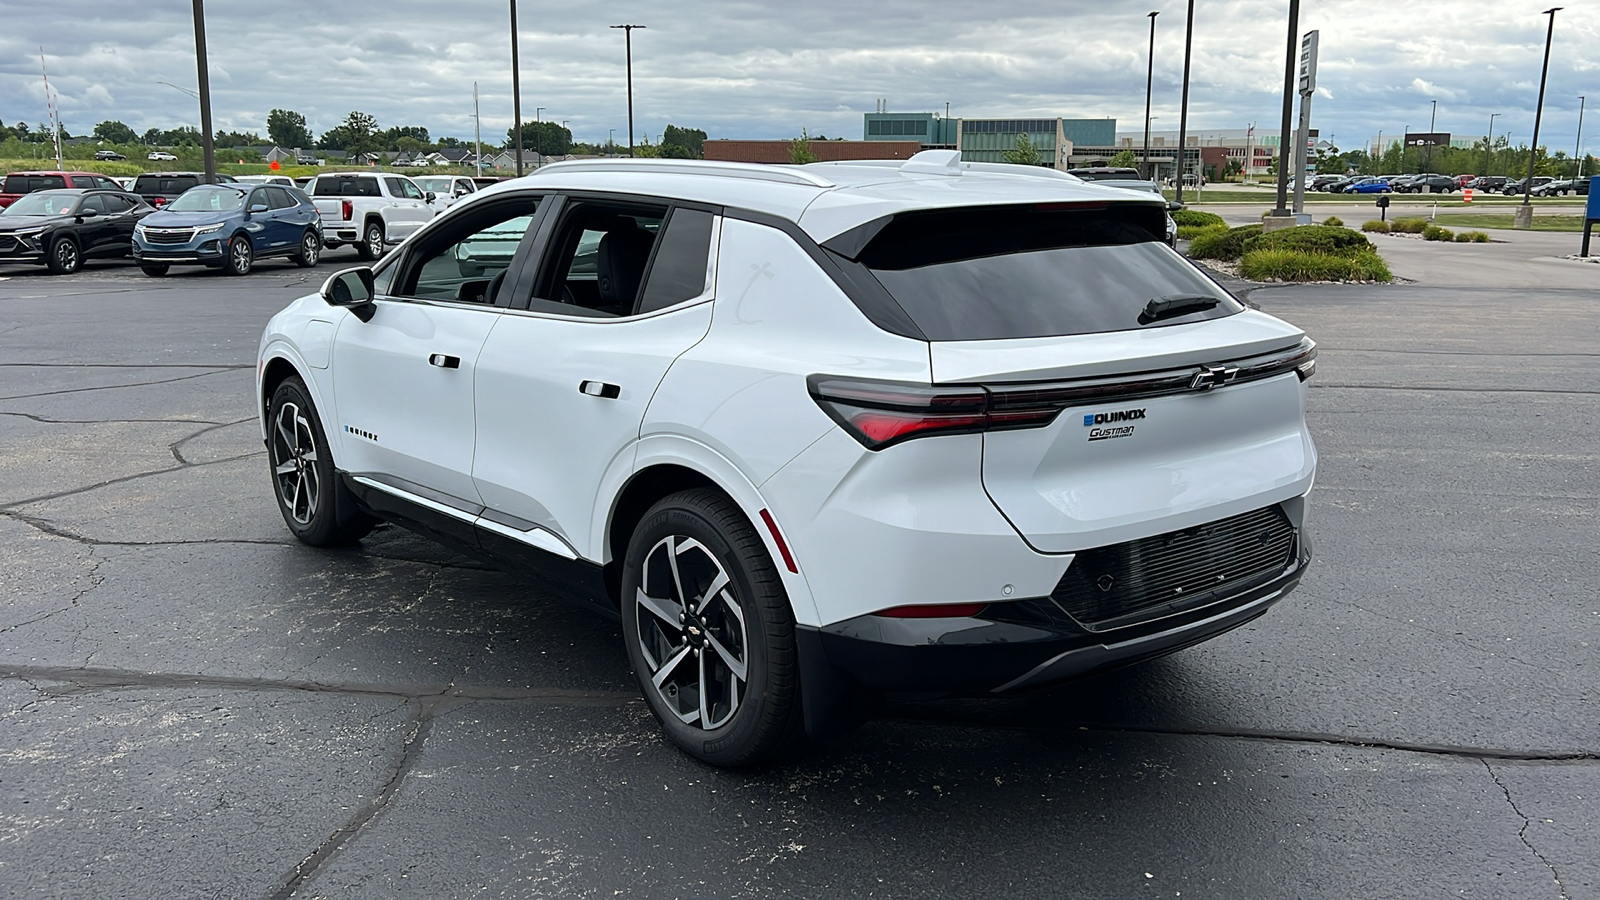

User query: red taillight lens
[874,603,988,618]
[152,196,166,207]
[341,199,353,220]
[808,376,1059,450]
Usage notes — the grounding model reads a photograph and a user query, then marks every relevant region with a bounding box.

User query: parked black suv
[131,171,238,208]
[1396,174,1456,194]
[1501,176,1554,196]
[1467,176,1507,193]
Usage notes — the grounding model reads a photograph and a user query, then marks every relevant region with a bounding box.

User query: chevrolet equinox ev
[256,151,1317,765]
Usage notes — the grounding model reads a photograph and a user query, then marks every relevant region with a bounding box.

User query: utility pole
[535,106,544,167]
[510,0,524,176]
[1143,11,1158,182]
[191,0,216,184]
[610,24,646,157]
[473,82,482,177]
[1271,0,1301,221]
[1575,96,1586,178]
[1517,7,1561,228]
[1425,99,1438,172]
[1174,0,1194,203]
[1485,112,1499,177]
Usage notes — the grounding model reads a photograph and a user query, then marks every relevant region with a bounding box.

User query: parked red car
[0,171,124,208]
[1453,174,1476,189]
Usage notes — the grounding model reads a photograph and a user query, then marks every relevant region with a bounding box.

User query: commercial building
[703,139,921,165]
[863,113,1115,169]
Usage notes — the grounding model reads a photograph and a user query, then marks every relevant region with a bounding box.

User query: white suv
[257,152,1317,765]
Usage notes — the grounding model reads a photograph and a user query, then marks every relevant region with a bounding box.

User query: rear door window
[636,208,714,314]
[266,187,298,209]
[839,204,1242,341]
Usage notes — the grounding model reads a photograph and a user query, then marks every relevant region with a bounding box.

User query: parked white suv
[257,152,1317,765]
[303,172,439,260]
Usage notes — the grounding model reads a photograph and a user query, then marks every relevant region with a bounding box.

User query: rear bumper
[796,529,1310,734]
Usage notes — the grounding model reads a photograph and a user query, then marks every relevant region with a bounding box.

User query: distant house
[344,150,381,165]
[436,148,473,164]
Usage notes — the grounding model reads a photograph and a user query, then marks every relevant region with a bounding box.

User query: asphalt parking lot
[1,247,1596,899]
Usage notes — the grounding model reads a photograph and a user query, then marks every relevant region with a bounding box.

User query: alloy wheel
[634,535,749,730]
[366,226,383,259]
[301,232,320,265]
[230,238,252,274]
[269,401,321,525]
[55,241,78,271]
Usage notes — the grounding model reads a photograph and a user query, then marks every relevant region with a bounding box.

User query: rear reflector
[874,603,988,618]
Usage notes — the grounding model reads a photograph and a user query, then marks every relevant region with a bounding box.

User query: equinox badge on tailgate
[1084,408,1145,442]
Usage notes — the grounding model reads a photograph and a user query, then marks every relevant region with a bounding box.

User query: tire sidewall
[140,264,169,277]
[361,222,383,260]
[267,378,342,545]
[620,497,790,765]
[295,229,321,267]
[49,237,80,274]
[228,234,253,275]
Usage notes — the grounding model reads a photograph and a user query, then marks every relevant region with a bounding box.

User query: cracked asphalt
[0,255,1595,899]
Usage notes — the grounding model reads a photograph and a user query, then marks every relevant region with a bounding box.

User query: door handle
[428,354,461,369]
[579,380,620,399]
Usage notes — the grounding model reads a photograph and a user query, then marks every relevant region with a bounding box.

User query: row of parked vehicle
[0,169,506,276]
[1308,172,1592,196]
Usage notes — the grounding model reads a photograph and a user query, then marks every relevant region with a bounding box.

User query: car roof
[516,151,1164,242]
[5,171,103,177]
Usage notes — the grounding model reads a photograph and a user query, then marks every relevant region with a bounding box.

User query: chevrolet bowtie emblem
[1191,365,1241,391]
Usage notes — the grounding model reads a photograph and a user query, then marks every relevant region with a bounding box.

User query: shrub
[1362,220,1391,233]
[1171,208,1226,229]
[1177,223,1227,241]
[1455,230,1491,243]
[1422,224,1455,241]
[1238,249,1393,283]
[1391,217,1429,234]
[1322,215,1344,227]
[1242,224,1375,258]
[1187,224,1262,261]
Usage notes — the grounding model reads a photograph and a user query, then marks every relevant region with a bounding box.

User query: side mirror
[454,188,468,197]
[1167,200,1185,211]
[78,209,99,218]
[425,191,437,203]
[320,267,378,321]
[249,203,269,213]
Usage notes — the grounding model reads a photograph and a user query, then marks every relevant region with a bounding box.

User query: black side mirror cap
[320,267,378,321]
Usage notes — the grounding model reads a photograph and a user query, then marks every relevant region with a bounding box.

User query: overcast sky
[2,0,1595,156]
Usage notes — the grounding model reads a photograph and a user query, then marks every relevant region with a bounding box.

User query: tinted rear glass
[314,177,381,197]
[637,208,714,314]
[4,175,67,193]
[133,175,199,195]
[852,205,1241,341]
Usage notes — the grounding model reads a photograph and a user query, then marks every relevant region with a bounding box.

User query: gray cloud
[0,0,1594,156]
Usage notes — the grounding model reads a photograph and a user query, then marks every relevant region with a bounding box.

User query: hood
[0,214,65,232]
[141,210,238,227]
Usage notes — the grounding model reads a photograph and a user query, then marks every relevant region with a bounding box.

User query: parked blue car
[132,183,322,276]
[1344,177,1392,194]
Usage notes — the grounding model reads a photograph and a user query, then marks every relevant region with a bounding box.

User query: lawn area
[1432,213,1587,232]
[1164,189,1579,207]
[0,157,477,179]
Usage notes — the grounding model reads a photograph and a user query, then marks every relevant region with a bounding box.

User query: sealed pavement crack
[169,416,257,465]
[0,410,229,425]
[1483,760,1571,899]
[0,509,290,548]
[0,450,265,510]
[0,366,239,402]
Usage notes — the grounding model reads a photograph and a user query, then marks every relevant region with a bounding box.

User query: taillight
[807,376,1059,451]
[152,196,166,207]
[341,199,353,220]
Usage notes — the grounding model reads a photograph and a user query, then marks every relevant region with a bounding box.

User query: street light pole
[1485,112,1500,176]
[510,0,523,176]
[610,24,646,157]
[535,106,544,166]
[1518,7,1562,227]
[1575,96,1586,178]
[1174,0,1195,204]
[1142,11,1158,182]
[190,0,216,184]
[1424,99,1437,172]
[1272,0,1301,217]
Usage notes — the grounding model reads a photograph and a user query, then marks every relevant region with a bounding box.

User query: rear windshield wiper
[1140,294,1220,324]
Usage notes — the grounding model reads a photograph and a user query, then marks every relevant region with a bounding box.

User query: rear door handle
[579,380,620,399]
[428,354,461,369]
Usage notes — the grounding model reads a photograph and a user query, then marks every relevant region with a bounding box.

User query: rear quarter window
[841,204,1242,341]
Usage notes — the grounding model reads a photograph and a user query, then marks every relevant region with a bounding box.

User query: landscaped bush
[1177,223,1227,241]
[1187,224,1262,261]
[1422,224,1455,241]
[1391,217,1429,234]
[1238,249,1393,283]
[1171,208,1226,229]
[1322,215,1344,227]
[1362,220,1391,233]
[1241,224,1375,258]
[1455,230,1491,243]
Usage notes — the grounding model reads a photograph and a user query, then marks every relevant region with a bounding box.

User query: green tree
[215,130,263,148]
[1108,149,1138,168]
[380,125,431,150]
[436,136,465,149]
[93,120,137,144]
[789,129,819,165]
[1001,133,1042,166]
[266,109,313,148]
[661,125,706,159]
[506,121,571,157]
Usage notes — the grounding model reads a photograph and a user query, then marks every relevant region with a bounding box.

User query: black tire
[292,229,321,268]
[225,234,253,276]
[46,236,81,274]
[139,263,169,277]
[266,376,375,547]
[620,488,803,766]
[356,220,384,261]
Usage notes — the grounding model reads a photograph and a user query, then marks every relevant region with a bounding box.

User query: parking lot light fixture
[1272,0,1301,217]
[190,0,216,185]
[1518,7,1561,227]
[1485,112,1500,175]
[610,24,646,157]
[1174,0,1195,204]
[1143,11,1158,181]
[1575,96,1586,178]
[510,0,524,176]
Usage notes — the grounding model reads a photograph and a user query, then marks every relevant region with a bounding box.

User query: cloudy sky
[2,0,1596,156]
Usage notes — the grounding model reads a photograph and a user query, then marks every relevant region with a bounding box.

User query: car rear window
[4,175,68,193]
[844,204,1242,342]
[315,177,381,197]
[133,175,200,195]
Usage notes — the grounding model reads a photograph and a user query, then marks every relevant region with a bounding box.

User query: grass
[1391,217,1429,234]
[1243,224,1375,258]
[1362,220,1390,233]
[1321,215,1344,227]
[1431,213,1588,233]
[0,157,484,180]
[1177,223,1227,240]
[1160,189,1579,205]
[1455,230,1491,243]
[1171,208,1226,229]
[1238,249,1392,282]
[1422,224,1455,242]
[1188,224,1262,261]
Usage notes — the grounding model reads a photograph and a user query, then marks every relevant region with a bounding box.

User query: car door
[471,197,719,561]
[97,193,142,255]
[265,187,306,251]
[329,193,547,527]
[73,194,118,256]
[382,176,428,238]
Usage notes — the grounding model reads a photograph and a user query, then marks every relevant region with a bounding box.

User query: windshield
[415,178,450,193]
[166,189,245,212]
[3,192,78,216]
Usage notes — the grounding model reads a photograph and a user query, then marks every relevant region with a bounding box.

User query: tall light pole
[191,0,216,184]
[610,24,646,157]
[473,81,483,177]
[1485,112,1500,176]
[1518,7,1562,228]
[535,106,544,165]
[1424,99,1438,172]
[510,0,524,176]
[1142,11,1158,182]
[1272,0,1302,218]
[1575,96,1586,178]
[1174,0,1195,203]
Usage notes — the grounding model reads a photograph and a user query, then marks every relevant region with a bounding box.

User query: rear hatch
[311,175,382,229]
[844,203,1316,554]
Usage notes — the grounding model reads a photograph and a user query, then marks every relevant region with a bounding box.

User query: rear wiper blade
[1140,294,1220,324]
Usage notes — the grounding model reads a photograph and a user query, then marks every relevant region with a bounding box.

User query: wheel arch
[258,347,341,463]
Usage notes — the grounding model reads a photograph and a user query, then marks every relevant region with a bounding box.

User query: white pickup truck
[304,172,441,260]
